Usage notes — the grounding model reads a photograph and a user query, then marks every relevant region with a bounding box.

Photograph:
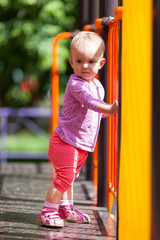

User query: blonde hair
[70,31,105,54]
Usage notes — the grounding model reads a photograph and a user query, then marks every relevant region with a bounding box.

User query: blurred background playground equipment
[0,0,160,239]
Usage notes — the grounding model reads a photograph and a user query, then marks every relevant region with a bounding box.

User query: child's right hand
[112,99,118,115]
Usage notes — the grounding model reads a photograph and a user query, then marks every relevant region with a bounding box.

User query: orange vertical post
[51,32,72,133]
[93,19,103,189]
[114,22,119,196]
[107,24,114,216]
[93,142,98,187]
[106,20,120,219]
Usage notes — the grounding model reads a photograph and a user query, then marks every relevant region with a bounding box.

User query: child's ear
[99,58,106,69]
[69,57,73,68]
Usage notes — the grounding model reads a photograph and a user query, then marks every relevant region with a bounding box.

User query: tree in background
[0,0,78,107]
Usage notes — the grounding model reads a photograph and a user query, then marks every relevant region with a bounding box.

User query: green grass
[7,131,49,151]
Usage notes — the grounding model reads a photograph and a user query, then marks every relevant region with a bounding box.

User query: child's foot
[58,205,91,223]
[39,207,64,227]
[58,205,73,220]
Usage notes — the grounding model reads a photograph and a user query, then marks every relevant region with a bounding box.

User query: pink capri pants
[48,132,88,193]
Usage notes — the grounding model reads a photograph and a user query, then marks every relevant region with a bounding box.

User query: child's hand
[112,99,118,115]
[98,99,118,115]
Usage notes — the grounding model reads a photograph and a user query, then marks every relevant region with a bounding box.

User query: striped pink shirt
[55,74,105,152]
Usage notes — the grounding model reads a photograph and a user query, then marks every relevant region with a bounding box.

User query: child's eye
[89,60,95,64]
[76,60,81,63]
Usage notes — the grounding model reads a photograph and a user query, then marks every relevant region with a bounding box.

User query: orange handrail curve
[95,18,103,30]
[114,6,123,21]
[83,24,92,31]
[51,32,72,133]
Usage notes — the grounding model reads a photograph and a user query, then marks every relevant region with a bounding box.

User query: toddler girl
[39,31,118,227]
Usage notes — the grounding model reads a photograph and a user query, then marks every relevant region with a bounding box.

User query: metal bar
[0,116,8,164]
[116,13,122,240]
[106,22,119,218]
[4,150,48,159]
[93,142,98,186]
[100,0,118,17]
[89,0,99,23]
[78,0,89,30]
[51,32,72,133]
[0,107,51,118]
[17,117,48,139]
[86,0,100,182]
[97,29,108,207]
[152,0,160,239]
[97,0,118,208]
[107,24,113,212]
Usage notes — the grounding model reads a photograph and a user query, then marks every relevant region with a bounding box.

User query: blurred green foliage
[0,0,78,107]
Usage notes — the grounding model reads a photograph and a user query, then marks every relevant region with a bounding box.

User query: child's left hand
[111,99,118,115]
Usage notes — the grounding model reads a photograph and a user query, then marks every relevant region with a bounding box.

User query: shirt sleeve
[69,79,102,112]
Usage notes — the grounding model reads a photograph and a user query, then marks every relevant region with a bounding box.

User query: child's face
[69,40,105,82]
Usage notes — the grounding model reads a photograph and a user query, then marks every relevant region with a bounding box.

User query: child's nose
[83,63,88,68]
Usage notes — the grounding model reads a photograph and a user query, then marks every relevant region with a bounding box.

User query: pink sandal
[39,207,64,227]
[73,208,91,223]
[58,205,91,223]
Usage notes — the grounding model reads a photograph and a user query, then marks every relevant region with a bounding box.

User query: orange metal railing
[51,32,72,133]
[93,7,122,218]
[107,7,122,218]
[107,19,119,218]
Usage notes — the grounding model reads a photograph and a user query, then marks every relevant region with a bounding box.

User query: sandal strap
[72,208,91,222]
[74,208,83,214]
[39,206,64,227]
[40,207,60,220]
[42,212,59,218]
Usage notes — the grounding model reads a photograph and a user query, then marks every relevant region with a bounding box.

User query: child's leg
[58,151,91,223]
[39,183,64,227]
[58,184,90,223]
[65,186,73,200]
[59,186,73,212]
[66,187,73,208]
[48,133,78,193]
[51,166,73,202]
[51,166,72,210]
[44,132,90,224]
[52,166,72,200]
[67,149,91,222]
[40,133,77,227]
[75,149,88,179]
[45,182,63,204]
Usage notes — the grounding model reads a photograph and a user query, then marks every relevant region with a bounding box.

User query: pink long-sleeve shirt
[55,74,105,152]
